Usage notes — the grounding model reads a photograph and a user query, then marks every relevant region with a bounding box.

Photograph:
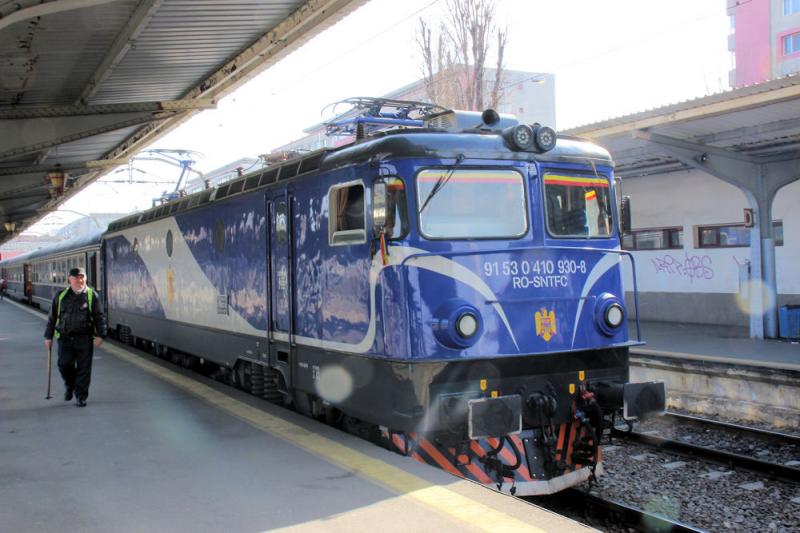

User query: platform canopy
[564,74,800,339]
[0,0,367,243]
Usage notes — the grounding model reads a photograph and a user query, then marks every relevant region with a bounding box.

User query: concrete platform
[0,300,592,533]
[629,320,800,427]
[631,320,800,371]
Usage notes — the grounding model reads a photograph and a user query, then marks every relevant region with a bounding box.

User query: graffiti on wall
[652,253,714,282]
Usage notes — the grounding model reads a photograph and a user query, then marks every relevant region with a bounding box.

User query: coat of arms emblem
[535,307,557,342]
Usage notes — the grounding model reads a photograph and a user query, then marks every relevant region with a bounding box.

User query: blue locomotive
[1,99,665,495]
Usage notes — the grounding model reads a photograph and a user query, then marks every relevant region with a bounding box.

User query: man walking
[44,267,107,407]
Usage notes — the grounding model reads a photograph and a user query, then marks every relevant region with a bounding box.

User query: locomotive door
[268,191,295,383]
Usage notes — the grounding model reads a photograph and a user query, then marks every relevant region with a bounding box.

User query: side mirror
[372,180,387,238]
[620,196,631,235]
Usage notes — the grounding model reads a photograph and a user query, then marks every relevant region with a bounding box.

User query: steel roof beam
[692,116,800,145]
[0,100,214,159]
[0,159,128,177]
[103,0,367,164]
[79,0,163,104]
[0,190,50,202]
[0,0,122,32]
[0,99,215,119]
[574,83,800,139]
[1,114,163,160]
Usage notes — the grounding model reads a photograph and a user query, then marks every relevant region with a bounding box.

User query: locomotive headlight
[432,299,483,349]
[604,304,624,328]
[595,294,625,336]
[455,312,479,338]
[503,124,535,151]
[533,125,557,153]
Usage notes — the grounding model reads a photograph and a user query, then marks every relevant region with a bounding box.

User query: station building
[617,163,798,327]
[566,75,800,335]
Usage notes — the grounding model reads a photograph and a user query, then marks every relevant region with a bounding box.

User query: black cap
[69,267,86,277]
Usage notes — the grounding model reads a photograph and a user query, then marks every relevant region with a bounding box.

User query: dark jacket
[44,287,107,340]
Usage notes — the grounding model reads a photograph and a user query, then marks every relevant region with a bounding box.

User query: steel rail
[528,488,706,533]
[662,412,800,446]
[611,428,800,483]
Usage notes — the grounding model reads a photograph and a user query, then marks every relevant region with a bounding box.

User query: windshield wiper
[418,154,465,214]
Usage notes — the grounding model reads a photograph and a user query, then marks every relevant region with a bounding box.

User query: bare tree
[416,0,507,111]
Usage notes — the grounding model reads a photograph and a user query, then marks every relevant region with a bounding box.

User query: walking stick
[45,343,53,400]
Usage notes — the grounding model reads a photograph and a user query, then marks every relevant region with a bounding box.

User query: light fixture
[533,125,557,152]
[3,221,16,233]
[503,124,535,150]
[47,169,66,195]
[604,304,624,328]
[455,313,479,339]
[595,294,625,336]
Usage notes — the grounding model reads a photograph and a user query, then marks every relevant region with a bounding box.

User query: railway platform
[0,299,592,533]
[631,319,800,370]
[630,320,800,427]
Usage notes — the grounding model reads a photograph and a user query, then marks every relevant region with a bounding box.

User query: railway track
[612,412,800,482]
[529,488,705,532]
[662,411,800,444]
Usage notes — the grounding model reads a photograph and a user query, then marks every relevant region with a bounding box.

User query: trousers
[57,335,94,400]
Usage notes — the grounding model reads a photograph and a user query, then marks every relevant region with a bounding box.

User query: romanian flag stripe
[544,175,609,188]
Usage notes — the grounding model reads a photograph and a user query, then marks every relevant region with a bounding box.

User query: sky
[23,0,731,236]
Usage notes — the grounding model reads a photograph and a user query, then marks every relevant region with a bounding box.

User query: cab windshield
[544,173,613,238]
[416,169,527,239]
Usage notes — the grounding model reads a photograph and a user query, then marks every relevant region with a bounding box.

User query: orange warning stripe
[485,438,530,481]
[555,425,567,462]
[565,423,577,467]
[392,434,406,454]
[410,451,425,463]
[418,439,464,478]
[468,442,497,484]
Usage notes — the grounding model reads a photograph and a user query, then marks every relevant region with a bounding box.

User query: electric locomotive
[6,99,666,495]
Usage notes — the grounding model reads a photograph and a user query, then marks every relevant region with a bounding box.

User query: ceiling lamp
[47,170,66,195]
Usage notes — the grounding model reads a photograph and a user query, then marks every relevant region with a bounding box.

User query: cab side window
[329,182,365,245]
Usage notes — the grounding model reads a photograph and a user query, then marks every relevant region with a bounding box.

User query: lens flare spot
[643,495,680,526]
[315,365,353,404]
[735,279,776,317]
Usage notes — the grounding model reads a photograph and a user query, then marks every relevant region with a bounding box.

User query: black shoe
[76,398,87,407]
[64,389,73,401]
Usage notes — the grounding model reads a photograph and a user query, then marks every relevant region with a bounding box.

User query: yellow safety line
[12,299,549,532]
[100,343,547,533]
